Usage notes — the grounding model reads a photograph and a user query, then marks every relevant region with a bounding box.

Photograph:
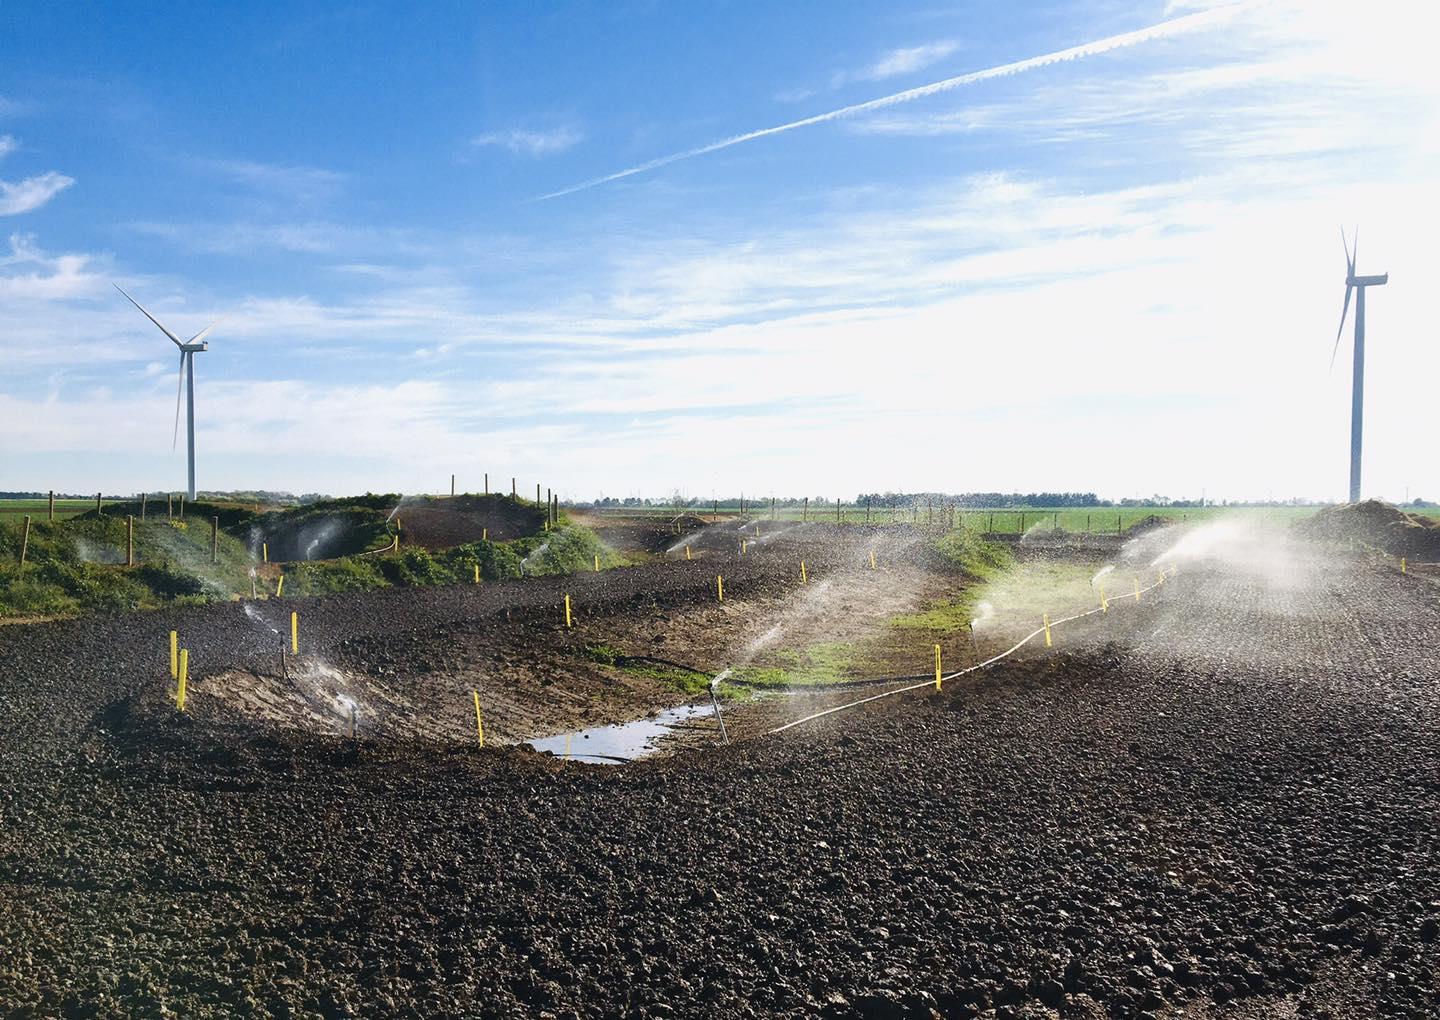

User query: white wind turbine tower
[115,286,222,501]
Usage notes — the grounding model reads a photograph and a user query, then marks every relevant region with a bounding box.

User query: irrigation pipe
[768,573,1170,735]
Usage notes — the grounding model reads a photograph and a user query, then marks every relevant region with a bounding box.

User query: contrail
[536,1,1260,201]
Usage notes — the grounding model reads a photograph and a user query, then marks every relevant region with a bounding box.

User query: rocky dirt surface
[1,533,1438,1018]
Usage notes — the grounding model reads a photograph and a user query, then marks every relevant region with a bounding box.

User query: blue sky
[2,0,1436,502]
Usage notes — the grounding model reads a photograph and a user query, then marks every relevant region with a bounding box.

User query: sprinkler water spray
[709,670,731,744]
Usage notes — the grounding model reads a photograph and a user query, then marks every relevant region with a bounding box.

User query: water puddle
[527,702,717,764]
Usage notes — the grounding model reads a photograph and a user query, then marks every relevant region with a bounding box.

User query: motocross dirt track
[1,527,1438,1018]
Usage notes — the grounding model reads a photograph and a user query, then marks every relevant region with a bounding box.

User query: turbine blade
[115,284,184,347]
[1350,226,1359,275]
[188,317,223,346]
[172,353,185,451]
[1330,284,1353,371]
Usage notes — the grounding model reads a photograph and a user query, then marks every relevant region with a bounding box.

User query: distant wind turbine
[1330,228,1388,504]
[115,285,222,501]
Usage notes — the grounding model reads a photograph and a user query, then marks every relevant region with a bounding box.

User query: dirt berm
[1295,500,1440,559]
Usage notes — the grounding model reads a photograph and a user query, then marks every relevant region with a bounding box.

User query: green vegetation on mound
[0,516,257,616]
[0,515,619,618]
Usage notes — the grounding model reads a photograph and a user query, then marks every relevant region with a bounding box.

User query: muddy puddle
[527,702,722,764]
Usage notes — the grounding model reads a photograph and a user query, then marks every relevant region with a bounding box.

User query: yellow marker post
[482,527,488,541]
[262,542,268,564]
[474,564,481,584]
[290,611,298,654]
[594,554,600,572]
[1401,557,1407,575]
[800,560,808,584]
[1043,614,1052,648]
[717,575,724,602]
[1099,587,1109,612]
[741,539,747,556]
[564,595,573,628]
[564,732,572,762]
[1134,576,1141,602]
[869,549,876,570]
[169,630,178,679]
[472,690,484,747]
[176,649,189,712]
[276,575,284,597]
[685,545,692,561]
[934,645,942,691]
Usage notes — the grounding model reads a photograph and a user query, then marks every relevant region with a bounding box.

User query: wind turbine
[1330,228,1387,504]
[115,286,222,501]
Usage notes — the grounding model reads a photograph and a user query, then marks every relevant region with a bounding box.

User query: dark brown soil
[398,495,546,548]
[1296,500,1440,560]
[1,535,1438,1018]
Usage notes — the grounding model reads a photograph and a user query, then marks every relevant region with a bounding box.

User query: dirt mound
[396,495,545,549]
[1123,514,1171,537]
[1296,500,1440,559]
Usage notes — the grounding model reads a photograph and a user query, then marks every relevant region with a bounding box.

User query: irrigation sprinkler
[709,670,731,744]
[968,621,979,659]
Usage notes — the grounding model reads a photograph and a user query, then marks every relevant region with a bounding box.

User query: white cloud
[471,126,584,157]
[0,169,74,216]
[858,41,959,81]
[201,158,344,203]
[0,135,16,160]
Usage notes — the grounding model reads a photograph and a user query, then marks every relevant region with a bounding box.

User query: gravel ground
[1,534,1438,1018]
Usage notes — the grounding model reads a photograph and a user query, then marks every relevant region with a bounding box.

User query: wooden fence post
[451,474,456,497]
[127,516,134,566]
[19,515,31,566]
[211,516,219,565]
[141,493,147,520]
[48,490,54,522]
[95,491,102,515]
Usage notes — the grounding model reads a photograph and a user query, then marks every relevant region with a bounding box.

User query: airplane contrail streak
[535,1,1261,201]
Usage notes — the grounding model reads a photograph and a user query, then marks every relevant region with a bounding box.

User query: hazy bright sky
[2,0,1436,502]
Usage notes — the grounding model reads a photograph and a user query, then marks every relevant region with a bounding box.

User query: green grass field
[0,499,120,521]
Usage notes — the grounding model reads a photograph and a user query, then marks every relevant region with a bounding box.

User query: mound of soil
[396,495,544,549]
[1123,514,1171,537]
[1296,500,1440,560]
